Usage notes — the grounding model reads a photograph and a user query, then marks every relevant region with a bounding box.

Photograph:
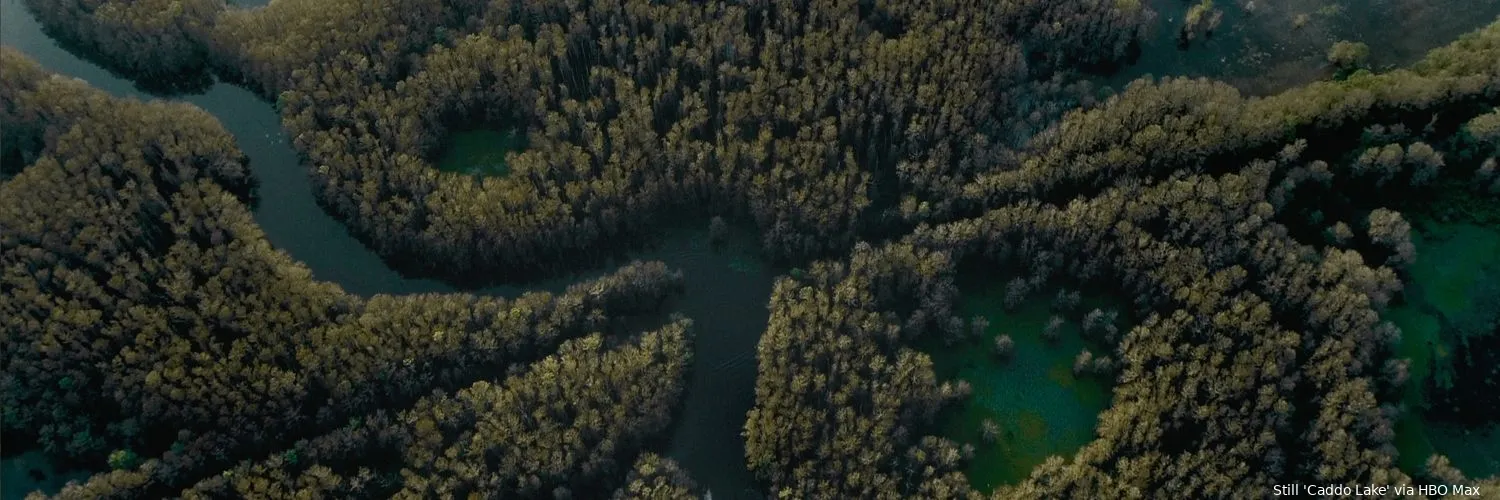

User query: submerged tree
[994,334,1016,361]
[1328,40,1371,72]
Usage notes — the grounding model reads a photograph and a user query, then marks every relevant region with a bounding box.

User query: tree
[1179,0,1224,46]
[1478,158,1500,193]
[994,334,1015,361]
[1042,316,1065,344]
[1366,208,1415,267]
[20,0,223,90]
[1464,109,1500,149]
[1053,289,1082,313]
[1072,350,1096,376]
[748,17,1500,499]
[1423,454,1467,485]
[1405,142,1445,186]
[180,322,693,499]
[972,316,992,340]
[1327,41,1371,71]
[613,453,701,500]
[1328,221,1354,246]
[1004,278,1030,311]
[708,216,729,247]
[2,50,692,497]
[980,419,1001,444]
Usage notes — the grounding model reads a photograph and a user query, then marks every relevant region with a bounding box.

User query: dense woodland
[19,0,223,92]
[1,48,693,498]
[20,0,1155,283]
[612,452,704,500]
[746,18,1500,499]
[6,0,1500,498]
[171,324,692,499]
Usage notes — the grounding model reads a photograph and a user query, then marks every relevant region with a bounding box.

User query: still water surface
[0,0,772,496]
[6,0,1499,496]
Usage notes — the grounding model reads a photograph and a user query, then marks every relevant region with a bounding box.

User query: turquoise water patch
[1387,307,1443,400]
[434,128,526,178]
[2,452,91,499]
[918,272,1125,491]
[1389,220,1500,479]
[1405,225,1500,318]
[1423,423,1500,477]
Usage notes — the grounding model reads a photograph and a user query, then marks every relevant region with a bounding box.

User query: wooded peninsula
[3,0,1499,498]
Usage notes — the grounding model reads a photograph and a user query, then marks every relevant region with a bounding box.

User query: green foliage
[1,49,688,498]
[751,19,1500,495]
[966,18,1500,212]
[612,453,702,500]
[993,334,1015,360]
[230,0,1159,283]
[107,449,139,471]
[744,244,970,498]
[13,0,1500,496]
[20,0,221,88]
[1468,110,1500,146]
[1328,40,1372,71]
[181,321,693,498]
[1179,0,1223,45]
[1460,108,1500,165]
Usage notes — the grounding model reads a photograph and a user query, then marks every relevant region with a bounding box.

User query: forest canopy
[6,0,1500,498]
[745,16,1500,499]
[21,0,1155,284]
[1,48,695,498]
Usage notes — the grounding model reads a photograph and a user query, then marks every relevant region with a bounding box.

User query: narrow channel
[0,0,772,495]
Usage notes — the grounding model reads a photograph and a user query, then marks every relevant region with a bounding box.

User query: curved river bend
[0,0,772,497]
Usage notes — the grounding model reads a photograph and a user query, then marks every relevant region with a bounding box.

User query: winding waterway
[0,0,772,497]
[9,1,1500,496]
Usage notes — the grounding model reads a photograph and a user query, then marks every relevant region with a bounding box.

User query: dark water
[0,0,772,496]
[9,0,1498,495]
[1117,0,1500,95]
[435,129,524,177]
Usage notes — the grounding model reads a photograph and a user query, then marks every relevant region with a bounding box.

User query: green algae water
[1389,219,1500,478]
[434,128,526,177]
[919,270,1128,492]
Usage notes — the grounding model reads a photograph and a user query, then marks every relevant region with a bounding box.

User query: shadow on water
[1,0,774,496]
